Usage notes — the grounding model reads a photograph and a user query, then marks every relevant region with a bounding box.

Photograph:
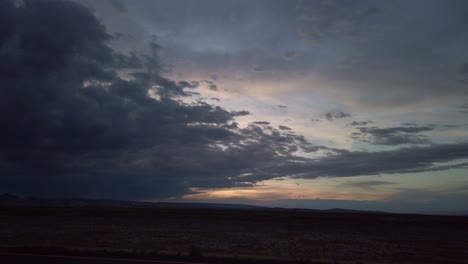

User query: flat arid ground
[1,207,467,263]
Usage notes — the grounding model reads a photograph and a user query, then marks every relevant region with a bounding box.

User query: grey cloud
[261,142,468,181]
[339,180,396,190]
[176,80,200,89]
[278,125,291,130]
[109,0,127,13]
[295,0,468,109]
[278,105,288,109]
[231,110,250,116]
[209,84,218,91]
[442,124,468,128]
[363,125,436,134]
[298,1,382,41]
[204,80,218,91]
[210,97,221,102]
[186,91,200,96]
[253,121,270,125]
[348,120,374,126]
[282,49,296,60]
[460,91,468,113]
[351,124,436,145]
[325,111,351,121]
[113,52,143,68]
[81,0,468,111]
[90,0,309,83]
[460,104,468,113]
[402,123,418,126]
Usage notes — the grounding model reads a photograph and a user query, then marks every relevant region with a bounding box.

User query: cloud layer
[0,0,324,199]
[1,0,468,204]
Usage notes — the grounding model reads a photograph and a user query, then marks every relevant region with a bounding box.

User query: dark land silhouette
[1,197,467,263]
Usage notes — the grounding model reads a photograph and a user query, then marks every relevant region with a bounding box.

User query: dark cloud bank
[1,0,468,200]
[0,0,318,199]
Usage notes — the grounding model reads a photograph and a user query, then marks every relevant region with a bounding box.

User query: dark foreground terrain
[1,207,467,263]
[1,253,206,264]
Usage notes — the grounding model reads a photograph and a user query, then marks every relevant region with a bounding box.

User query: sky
[1,0,468,214]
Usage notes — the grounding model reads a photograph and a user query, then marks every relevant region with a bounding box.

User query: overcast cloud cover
[1,0,468,213]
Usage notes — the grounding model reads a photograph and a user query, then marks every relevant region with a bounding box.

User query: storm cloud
[0,0,324,199]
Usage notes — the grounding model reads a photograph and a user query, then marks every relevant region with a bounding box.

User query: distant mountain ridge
[3,194,464,215]
[0,194,265,210]
[0,194,394,214]
[0,194,376,213]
